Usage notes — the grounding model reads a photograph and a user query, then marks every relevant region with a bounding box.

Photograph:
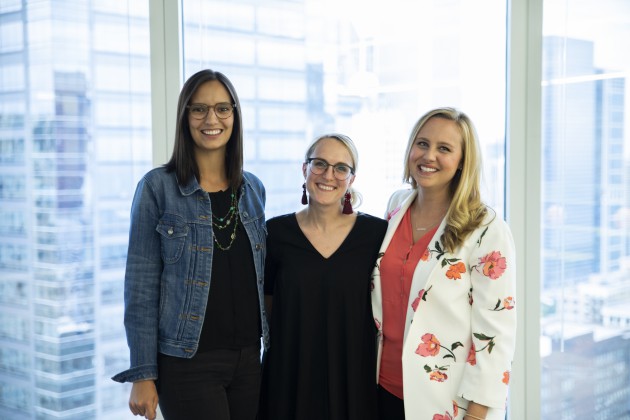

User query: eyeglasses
[306,158,355,180]
[187,102,235,120]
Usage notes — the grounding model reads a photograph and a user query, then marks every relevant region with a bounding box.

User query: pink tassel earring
[301,183,308,205]
[342,192,353,214]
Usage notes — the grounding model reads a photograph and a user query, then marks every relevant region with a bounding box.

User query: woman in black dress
[259,133,387,420]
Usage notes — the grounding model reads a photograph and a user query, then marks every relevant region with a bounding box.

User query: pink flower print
[411,289,426,311]
[503,370,510,385]
[446,261,466,280]
[421,247,430,261]
[452,401,459,417]
[429,370,448,382]
[467,343,477,366]
[387,206,401,221]
[416,333,440,357]
[479,251,507,279]
[491,296,516,311]
[374,318,381,330]
[503,296,515,310]
[432,413,453,420]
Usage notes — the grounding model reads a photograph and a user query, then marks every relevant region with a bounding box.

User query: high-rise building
[542,35,627,290]
[541,35,629,417]
[0,1,508,418]
[0,2,151,419]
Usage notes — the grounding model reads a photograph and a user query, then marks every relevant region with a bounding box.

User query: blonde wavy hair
[403,107,488,253]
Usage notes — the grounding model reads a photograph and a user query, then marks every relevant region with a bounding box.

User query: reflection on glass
[0,1,151,419]
[541,0,630,418]
[181,0,507,219]
[0,0,507,418]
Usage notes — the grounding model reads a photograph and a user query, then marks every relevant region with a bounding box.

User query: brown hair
[165,69,244,189]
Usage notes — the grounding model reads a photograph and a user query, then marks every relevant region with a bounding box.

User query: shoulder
[266,213,295,229]
[385,188,415,219]
[243,171,265,190]
[468,206,515,247]
[481,207,512,233]
[143,166,170,182]
[357,213,388,242]
[357,212,388,231]
[266,213,297,241]
[139,166,176,191]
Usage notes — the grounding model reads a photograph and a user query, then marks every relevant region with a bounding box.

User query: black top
[198,188,260,351]
[259,212,387,420]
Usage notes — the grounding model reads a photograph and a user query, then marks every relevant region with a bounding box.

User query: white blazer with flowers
[371,189,517,420]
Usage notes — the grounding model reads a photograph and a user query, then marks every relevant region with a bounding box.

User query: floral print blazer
[371,189,517,420]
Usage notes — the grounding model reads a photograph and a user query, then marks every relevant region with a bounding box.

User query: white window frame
[148,1,545,418]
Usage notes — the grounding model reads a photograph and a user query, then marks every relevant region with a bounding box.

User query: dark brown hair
[164,69,243,189]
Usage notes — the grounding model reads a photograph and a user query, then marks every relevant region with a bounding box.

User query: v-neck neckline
[291,213,359,260]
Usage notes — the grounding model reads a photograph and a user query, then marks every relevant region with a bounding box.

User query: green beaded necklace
[212,188,239,251]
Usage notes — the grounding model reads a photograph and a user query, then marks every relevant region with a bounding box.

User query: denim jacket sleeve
[112,175,163,383]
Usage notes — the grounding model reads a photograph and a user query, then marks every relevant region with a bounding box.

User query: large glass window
[18,0,630,418]
[540,0,630,418]
[181,0,507,219]
[0,1,151,419]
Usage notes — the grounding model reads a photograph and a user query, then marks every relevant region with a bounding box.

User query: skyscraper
[540,35,630,418]
[0,2,151,418]
[542,35,627,290]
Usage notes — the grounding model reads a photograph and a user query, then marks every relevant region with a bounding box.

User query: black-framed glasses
[187,102,235,120]
[306,158,355,180]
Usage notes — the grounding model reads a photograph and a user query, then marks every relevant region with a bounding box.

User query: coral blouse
[378,207,438,399]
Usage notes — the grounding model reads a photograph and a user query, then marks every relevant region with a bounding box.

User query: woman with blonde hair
[372,107,517,420]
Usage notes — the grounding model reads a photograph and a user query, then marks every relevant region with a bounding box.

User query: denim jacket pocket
[156,213,188,264]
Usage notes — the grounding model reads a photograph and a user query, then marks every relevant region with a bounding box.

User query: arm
[112,176,163,385]
[458,215,517,409]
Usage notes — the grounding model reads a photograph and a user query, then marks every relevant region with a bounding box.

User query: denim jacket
[112,167,269,383]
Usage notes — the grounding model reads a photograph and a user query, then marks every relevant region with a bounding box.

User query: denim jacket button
[167,227,174,235]
[255,243,262,250]
[242,211,248,218]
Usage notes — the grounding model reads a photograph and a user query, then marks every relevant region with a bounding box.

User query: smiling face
[188,80,233,156]
[303,137,355,208]
[407,116,463,195]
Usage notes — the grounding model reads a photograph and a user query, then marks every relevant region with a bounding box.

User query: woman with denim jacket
[112,69,268,420]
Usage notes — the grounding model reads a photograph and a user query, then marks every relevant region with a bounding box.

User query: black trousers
[377,385,405,420]
[157,343,261,420]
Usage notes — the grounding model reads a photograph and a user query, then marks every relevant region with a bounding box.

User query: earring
[342,192,353,214]
[301,183,308,205]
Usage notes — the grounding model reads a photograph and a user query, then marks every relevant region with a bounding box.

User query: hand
[129,379,159,420]
[465,401,488,420]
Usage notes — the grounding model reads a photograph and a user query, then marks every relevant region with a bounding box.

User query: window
[181,0,507,219]
[0,2,150,419]
[540,0,630,418]
[2,0,626,418]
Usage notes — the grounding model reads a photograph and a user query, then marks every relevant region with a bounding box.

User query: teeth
[317,184,335,191]
[202,129,221,135]
[420,166,437,172]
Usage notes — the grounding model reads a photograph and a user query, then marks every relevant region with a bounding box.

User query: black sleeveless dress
[259,212,387,420]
